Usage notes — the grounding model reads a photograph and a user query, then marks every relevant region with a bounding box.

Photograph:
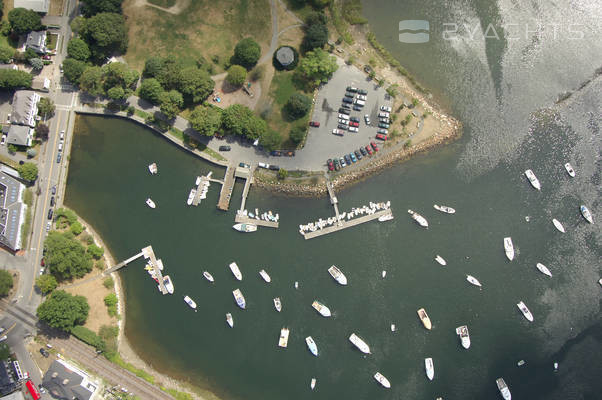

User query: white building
[13,0,50,14]
[10,91,40,128]
[25,30,47,54]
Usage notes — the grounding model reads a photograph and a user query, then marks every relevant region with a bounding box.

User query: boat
[148,163,157,174]
[580,205,594,224]
[552,218,565,233]
[504,237,515,261]
[183,295,197,311]
[273,297,282,312]
[408,209,428,228]
[328,265,348,285]
[536,263,552,277]
[425,358,434,381]
[232,289,246,309]
[382,270,387,278]
[146,198,156,209]
[517,360,526,367]
[232,223,258,233]
[348,333,371,354]
[305,336,318,356]
[496,378,512,400]
[202,271,214,282]
[391,324,396,332]
[599,278,602,287]
[417,308,432,330]
[455,325,471,349]
[466,275,482,288]
[259,269,271,283]
[186,189,196,205]
[229,262,242,281]
[373,372,391,388]
[517,301,533,322]
[310,378,316,390]
[525,169,541,190]
[435,255,446,266]
[433,204,456,214]
[195,176,202,185]
[278,327,290,348]
[564,163,575,177]
[226,313,233,328]
[294,281,299,289]
[311,300,332,317]
[554,362,559,371]
[378,214,394,222]
[162,275,174,294]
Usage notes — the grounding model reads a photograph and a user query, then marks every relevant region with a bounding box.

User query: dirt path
[133,0,191,15]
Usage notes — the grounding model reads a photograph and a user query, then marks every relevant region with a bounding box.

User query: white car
[60,130,65,140]
[378,111,390,118]
[380,106,392,112]
[45,222,51,231]
[348,126,359,133]
[0,335,7,342]
[357,95,367,101]
[332,129,343,135]
[338,119,348,124]
[0,135,6,145]
[258,162,270,169]
[364,115,371,125]
[338,113,349,120]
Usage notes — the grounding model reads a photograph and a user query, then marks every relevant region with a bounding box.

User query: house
[10,91,40,128]
[42,360,98,400]
[0,172,27,252]
[32,76,50,92]
[13,0,49,14]
[0,361,18,397]
[25,31,47,54]
[6,125,34,147]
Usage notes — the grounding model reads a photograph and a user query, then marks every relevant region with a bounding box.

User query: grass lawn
[148,0,176,7]
[46,33,58,51]
[123,0,272,71]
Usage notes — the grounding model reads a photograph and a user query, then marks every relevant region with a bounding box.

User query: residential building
[0,172,27,252]
[0,392,24,400]
[10,91,40,128]
[6,125,34,147]
[0,361,18,397]
[31,76,50,92]
[13,0,49,14]
[42,360,98,400]
[25,31,47,54]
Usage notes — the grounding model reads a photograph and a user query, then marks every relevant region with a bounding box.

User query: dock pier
[192,173,223,206]
[217,165,236,211]
[104,245,168,295]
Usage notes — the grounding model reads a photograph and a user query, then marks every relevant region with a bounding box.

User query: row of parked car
[326,141,380,171]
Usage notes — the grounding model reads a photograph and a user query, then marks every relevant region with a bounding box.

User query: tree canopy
[102,61,139,92]
[295,48,338,89]
[303,14,329,51]
[35,124,49,141]
[0,69,32,89]
[233,37,261,69]
[67,38,91,61]
[8,8,42,35]
[259,129,282,151]
[289,125,307,144]
[36,274,58,294]
[80,12,128,61]
[189,105,222,136]
[81,0,123,18]
[143,56,164,78]
[79,66,105,96]
[37,290,89,330]
[178,67,214,104]
[159,90,183,119]
[225,65,247,87]
[0,45,14,64]
[38,98,55,118]
[0,270,13,297]
[44,231,94,281]
[221,104,267,139]
[285,92,311,119]
[62,58,88,84]
[17,162,38,181]
[138,78,163,104]
[29,57,44,70]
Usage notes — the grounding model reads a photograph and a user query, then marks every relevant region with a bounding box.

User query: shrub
[104,293,118,316]
[96,259,106,271]
[18,162,38,181]
[232,37,261,69]
[36,275,58,294]
[225,65,247,87]
[249,65,265,81]
[70,221,84,235]
[0,270,13,296]
[103,277,114,289]
[87,244,104,259]
[284,93,311,119]
[71,325,105,351]
[290,125,307,144]
[277,169,288,180]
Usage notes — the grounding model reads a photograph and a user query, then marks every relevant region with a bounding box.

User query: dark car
[371,141,379,151]
[358,89,368,95]
[47,209,53,220]
[359,147,367,156]
[239,162,250,168]
[269,165,280,171]
[40,258,45,267]
[344,154,351,165]
[56,153,61,163]
[354,150,362,160]
[376,133,388,141]
[344,92,354,98]
[365,145,373,155]
[51,186,56,195]
[309,121,320,127]
[337,124,348,130]
[270,150,282,156]
[333,158,340,171]
[342,97,353,104]
[346,86,358,93]
[378,123,390,129]
[338,108,351,115]
[327,159,334,171]
[219,145,231,151]
[353,105,363,111]
[341,103,351,109]
[50,196,55,207]
[39,348,49,358]
[350,116,360,123]
[377,128,388,135]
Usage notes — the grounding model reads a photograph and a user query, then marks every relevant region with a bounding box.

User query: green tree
[411,97,419,107]
[80,12,128,61]
[221,104,266,139]
[303,21,329,51]
[35,274,58,294]
[103,277,114,289]
[8,8,42,35]
[225,65,247,87]
[103,293,117,316]
[70,16,85,33]
[35,124,49,140]
[62,58,87,84]
[295,48,338,89]
[0,69,32,88]
[18,162,38,181]
[232,37,261,69]
[44,231,93,281]
[37,290,89,330]
[67,38,91,61]
[277,168,288,180]
[28,57,44,70]
[284,92,311,119]
[155,56,182,90]
[0,343,10,361]
[290,125,306,144]
[178,67,214,104]
[87,244,104,259]
[138,78,163,104]
[0,270,13,296]
[38,98,55,118]
[26,148,37,158]
[0,45,13,63]
[79,66,104,96]
[189,105,221,136]
[106,86,125,100]
[259,129,282,151]
[102,61,139,92]
[143,56,164,78]
[81,0,123,18]
[70,221,84,236]
[159,89,183,119]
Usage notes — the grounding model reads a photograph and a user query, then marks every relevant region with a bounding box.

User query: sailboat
[536,263,552,277]
[148,163,158,174]
[229,262,242,280]
[552,218,565,233]
[202,271,214,282]
[226,313,233,328]
[435,255,446,266]
[504,237,515,261]
[580,205,594,224]
[517,301,533,322]
[524,169,541,190]
[433,204,456,214]
[310,378,316,390]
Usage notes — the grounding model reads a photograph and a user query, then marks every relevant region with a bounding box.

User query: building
[31,76,50,92]
[0,361,18,397]
[6,125,34,147]
[25,31,47,54]
[0,172,27,252]
[10,91,40,128]
[13,0,49,14]
[275,46,295,68]
[42,360,98,400]
[0,392,24,400]
[0,65,17,71]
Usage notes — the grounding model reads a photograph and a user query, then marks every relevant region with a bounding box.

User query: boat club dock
[192,173,223,206]
[104,245,169,295]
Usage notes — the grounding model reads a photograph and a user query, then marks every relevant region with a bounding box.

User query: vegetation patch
[342,0,367,25]
[328,2,353,44]
[0,270,13,297]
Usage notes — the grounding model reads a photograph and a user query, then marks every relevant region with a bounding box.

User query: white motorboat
[273,297,282,312]
[187,189,196,205]
[195,176,202,185]
[564,163,575,177]
[536,263,552,277]
[183,295,197,311]
[229,262,242,281]
[580,205,594,224]
[517,360,526,367]
[305,336,318,356]
[408,209,428,228]
[259,269,271,283]
[433,204,456,214]
[382,270,387,278]
[312,300,332,317]
[390,324,396,332]
[148,163,157,174]
[373,372,391,388]
[226,313,233,328]
[278,327,290,348]
[554,362,559,372]
[378,214,394,222]
[417,308,432,330]
[349,333,371,354]
[310,378,316,390]
[435,255,446,266]
[294,281,299,289]
[425,358,434,381]
[455,325,471,349]
[517,301,533,322]
[202,271,214,282]
[162,275,174,294]
[233,289,246,309]
[466,275,482,288]
[599,278,602,287]
[524,169,541,190]
[496,378,512,400]
[146,198,156,209]
[552,218,565,233]
[232,223,257,233]
[504,237,515,261]
[328,265,348,285]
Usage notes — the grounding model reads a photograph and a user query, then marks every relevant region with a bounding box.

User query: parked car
[379,117,390,123]
[270,150,282,156]
[349,121,359,127]
[378,123,390,129]
[0,336,6,342]
[349,153,357,163]
[338,108,350,115]
[219,145,231,151]
[348,126,359,133]
[354,99,365,106]
[258,162,269,169]
[412,110,420,117]
[337,124,348,130]
[378,111,390,118]
[40,258,45,267]
[359,147,367,156]
[47,209,53,220]
[339,157,346,167]
[350,116,360,123]
[338,113,349,120]
[358,89,368,95]
[353,105,363,111]
[309,121,320,127]
[357,95,367,101]
[338,118,348,125]
[327,159,334,171]
[376,133,388,141]
[45,222,51,231]
[333,158,340,171]
[51,186,56,195]
[354,150,362,160]
[56,153,61,163]
[239,162,250,168]
[269,165,280,171]
[340,104,351,110]
[344,154,351,165]
[346,86,358,93]
[342,97,353,104]
[332,129,344,136]
[58,143,63,152]
[365,145,373,155]
[39,348,49,358]
[371,141,379,151]
[0,135,6,145]
[364,114,371,125]
[60,130,65,140]
[377,128,388,134]
[380,106,392,112]
[344,92,354,98]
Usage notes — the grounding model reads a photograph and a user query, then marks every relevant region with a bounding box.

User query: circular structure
[273,46,298,70]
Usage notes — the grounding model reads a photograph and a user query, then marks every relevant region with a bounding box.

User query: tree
[259,129,282,151]
[67,38,91,61]
[303,22,329,51]
[37,290,89,330]
[35,124,50,140]
[155,56,182,90]
[295,48,338,89]
[70,221,84,235]
[159,90,183,119]
[81,0,123,18]
[79,66,104,96]
[178,67,214,104]
[8,8,42,35]
[142,56,164,78]
[0,69,32,89]
[62,58,87,84]
[278,168,288,180]
[38,98,55,118]
[232,37,261,69]
[0,45,13,63]
[138,78,163,104]
[290,125,307,144]
[189,105,221,136]
[221,104,266,139]
[225,65,246,87]
[0,270,13,297]
[80,12,128,61]
[285,92,311,119]
[106,86,124,100]
[102,62,139,92]
[26,148,37,158]
[18,162,38,181]
[28,57,43,70]
[87,244,104,259]
[36,275,58,294]
[44,231,93,281]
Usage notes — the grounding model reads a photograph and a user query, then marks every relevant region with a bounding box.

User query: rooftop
[42,360,98,400]
[13,0,49,13]
[275,47,295,66]
[7,125,33,147]
[0,172,26,251]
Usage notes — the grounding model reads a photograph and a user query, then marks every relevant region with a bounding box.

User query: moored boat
[466,275,482,288]
[408,209,428,228]
[310,378,316,390]
[378,213,394,222]
[233,289,246,309]
[273,297,282,312]
[278,327,290,348]
[311,300,332,317]
[599,278,602,287]
[564,163,575,177]
[382,270,387,278]
[580,205,594,224]
[552,218,565,233]
[456,325,471,349]
[433,204,456,214]
[195,176,201,186]
[232,223,258,233]
[202,271,214,282]
[162,275,174,294]
[373,372,391,389]
[226,313,233,328]
[148,163,158,174]
[517,301,533,322]
[305,336,318,356]
[417,308,432,330]
[328,265,348,285]
[229,262,242,281]
[425,358,434,381]
[390,324,396,332]
[496,378,512,400]
[146,198,156,208]
[186,189,196,205]
[536,263,552,277]
[259,269,271,283]
[517,360,526,367]
[349,333,371,354]
[435,255,446,266]
[504,237,515,261]
[525,169,541,190]
[183,295,197,311]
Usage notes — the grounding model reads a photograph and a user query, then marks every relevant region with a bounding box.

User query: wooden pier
[217,165,236,211]
[192,174,224,206]
[302,208,392,240]
[234,213,279,228]
[326,181,342,226]
[104,245,168,295]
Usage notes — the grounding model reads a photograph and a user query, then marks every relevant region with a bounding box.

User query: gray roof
[7,125,33,147]
[25,31,46,53]
[42,360,97,400]
[11,91,39,128]
[0,391,25,400]
[0,172,26,251]
[275,47,295,66]
[13,0,49,13]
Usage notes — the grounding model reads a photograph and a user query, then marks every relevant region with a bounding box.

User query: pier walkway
[104,245,168,295]
[326,181,341,226]
[217,165,236,210]
[302,209,392,240]
[234,214,279,228]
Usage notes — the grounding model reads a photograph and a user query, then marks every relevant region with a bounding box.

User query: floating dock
[234,213,279,228]
[104,245,168,295]
[217,165,236,211]
[302,209,392,240]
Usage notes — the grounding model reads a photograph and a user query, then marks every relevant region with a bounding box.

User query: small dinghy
[536,263,552,277]
[425,358,435,381]
[580,205,594,224]
[382,270,387,278]
[202,271,214,282]
[273,297,282,312]
[564,163,575,177]
[466,275,482,288]
[390,324,396,332]
[148,163,158,174]
[433,204,456,214]
[146,198,156,209]
[310,378,316,390]
[226,313,233,328]
[435,255,446,266]
[552,218,565,233]
[517,360,526,367]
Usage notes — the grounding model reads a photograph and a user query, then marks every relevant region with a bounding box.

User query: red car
[327,159,334,171]
[371,141,379,151]
[365,145,373,155]
[309,121,320,127]
[40,258,45,267]
[375,133,388,141]
[349,121,359,127]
